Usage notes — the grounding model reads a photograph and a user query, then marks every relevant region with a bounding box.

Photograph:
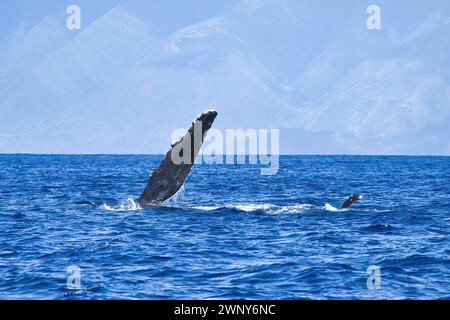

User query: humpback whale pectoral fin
[340,194,363,209]
[138,109,218,207]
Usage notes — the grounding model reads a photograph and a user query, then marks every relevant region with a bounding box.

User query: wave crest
[193,203,314,214]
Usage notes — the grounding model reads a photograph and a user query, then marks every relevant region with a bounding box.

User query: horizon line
[1,153,449,157]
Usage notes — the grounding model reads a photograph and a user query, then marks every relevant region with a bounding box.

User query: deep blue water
[0,154,449,299]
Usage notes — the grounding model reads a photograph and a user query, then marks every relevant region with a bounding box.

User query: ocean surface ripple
[0,155,449,299]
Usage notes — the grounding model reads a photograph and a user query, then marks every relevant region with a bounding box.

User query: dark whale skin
[138,110,217,207]
[340,194,363,209]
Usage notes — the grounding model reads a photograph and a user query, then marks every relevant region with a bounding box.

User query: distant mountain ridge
[0,0,449,154]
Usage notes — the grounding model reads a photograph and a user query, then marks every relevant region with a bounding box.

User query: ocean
[0,154,448,299]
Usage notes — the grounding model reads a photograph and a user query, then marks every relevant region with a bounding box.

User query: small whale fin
[138,110,218,207]
[340,194,363,209]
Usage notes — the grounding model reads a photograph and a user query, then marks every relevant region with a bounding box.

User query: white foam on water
[233,203,275,212]
[192,205,221,211]
[101,185,186,212]
[193,203,314,214]
[100,196,354,215]
[322,203,349,212]
[275,204,314,214]
[100,197,142,212]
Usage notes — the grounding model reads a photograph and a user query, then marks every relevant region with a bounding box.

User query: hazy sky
[0,0,449,155]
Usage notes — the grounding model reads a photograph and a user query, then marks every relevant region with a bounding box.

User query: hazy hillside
[0,0,449,154]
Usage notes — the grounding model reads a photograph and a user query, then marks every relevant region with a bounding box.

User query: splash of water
[161,184,186,207]
[100,197,142,212]
[322,203,349,212]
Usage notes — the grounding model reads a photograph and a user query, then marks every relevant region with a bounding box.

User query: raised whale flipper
[340,194,363,209]
[138,110,218,207]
